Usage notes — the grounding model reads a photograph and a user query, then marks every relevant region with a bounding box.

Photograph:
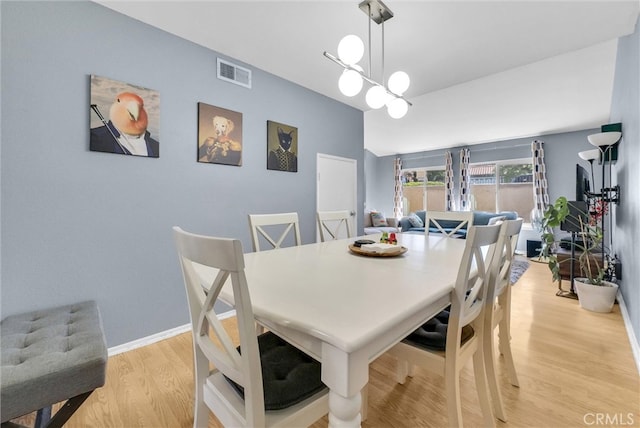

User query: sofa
[398,210,518,237]
[364,211,400,235]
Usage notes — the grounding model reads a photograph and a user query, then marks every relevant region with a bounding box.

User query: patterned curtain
[531,140,549,229]
[445,151,454,211]
[459,148,470,211]
[393,157,403,219]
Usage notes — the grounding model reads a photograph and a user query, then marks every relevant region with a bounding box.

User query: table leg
[322,344,368,428]
[328,390,362,427]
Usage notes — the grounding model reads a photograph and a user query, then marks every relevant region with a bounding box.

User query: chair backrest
[317,210,352,242]
[493,218,524,298]
[248,212,302,252]
[425,210,474,238]
[173,227,267,427]
[448,224,502,346]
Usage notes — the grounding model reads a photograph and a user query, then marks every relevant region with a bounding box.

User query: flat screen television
[576,164,591,202]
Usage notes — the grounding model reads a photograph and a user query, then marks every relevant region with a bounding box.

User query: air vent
[217,58,252,89]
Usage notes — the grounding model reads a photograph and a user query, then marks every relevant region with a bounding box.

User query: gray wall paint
[365,129,600,217]
[1,1,364,347]
[610,17,640,345]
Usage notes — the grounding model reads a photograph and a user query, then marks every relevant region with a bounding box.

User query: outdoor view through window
[402,160,534,223]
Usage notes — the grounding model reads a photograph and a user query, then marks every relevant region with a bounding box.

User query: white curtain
[445,151,454,211]
[393,157,403,219]
[531,140,549,229]
[459,148,470,211]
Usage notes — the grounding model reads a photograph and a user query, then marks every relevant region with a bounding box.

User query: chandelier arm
[322,52,413,106]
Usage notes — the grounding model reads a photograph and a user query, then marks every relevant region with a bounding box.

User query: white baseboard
[107,309,237,356]
[617,291,640,375]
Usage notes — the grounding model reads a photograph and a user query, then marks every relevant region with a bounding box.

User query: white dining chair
[248,212,301,252]
[483,218,523,421]
[316,210,352,242]
[425,210,474,238]
[173,227,328,428]
[386,224,503,427]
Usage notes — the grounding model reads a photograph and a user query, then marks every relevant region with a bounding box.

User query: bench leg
[35,407,51,428]
[44,391,93,428]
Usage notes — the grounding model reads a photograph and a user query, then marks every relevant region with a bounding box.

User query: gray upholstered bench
[1,301,107,428]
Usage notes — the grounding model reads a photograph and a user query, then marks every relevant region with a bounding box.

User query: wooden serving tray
[348,244,408,257]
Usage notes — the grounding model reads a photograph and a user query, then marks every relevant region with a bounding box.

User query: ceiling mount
[359,0,393,24]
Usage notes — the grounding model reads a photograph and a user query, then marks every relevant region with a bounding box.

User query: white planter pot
[574,279,619,313]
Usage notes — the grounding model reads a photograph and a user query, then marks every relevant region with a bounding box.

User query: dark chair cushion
[225,332,326,410]
[404,309,474,351]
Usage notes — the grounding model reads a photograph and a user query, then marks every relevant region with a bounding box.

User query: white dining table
[195,232,467,428]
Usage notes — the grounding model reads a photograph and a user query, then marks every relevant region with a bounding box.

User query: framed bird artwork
[90,75,160,158]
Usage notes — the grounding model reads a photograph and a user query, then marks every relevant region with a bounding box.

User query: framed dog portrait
[267,120,298,172]
[90,75,160,157]
[198,103,243,166]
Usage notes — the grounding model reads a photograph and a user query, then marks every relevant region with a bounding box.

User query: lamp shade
[388,71,410,95]
[338,68,363,97]
[365,85,388,109]
[578,149,600,161]
[588,131,621,147]
[387,98,409,119]
[337,35,364,66]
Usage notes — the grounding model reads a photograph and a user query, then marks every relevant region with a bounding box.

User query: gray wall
[0,1,364,347]
[366,129,600,217]
[610,17,639,345]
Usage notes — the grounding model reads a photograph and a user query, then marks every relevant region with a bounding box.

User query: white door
[316,154,357,242]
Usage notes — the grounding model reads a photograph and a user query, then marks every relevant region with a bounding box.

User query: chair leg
[193,349,210,428]
[395,359,409,384]
[444,361,463,428]
[472,344,497,427]
[483,325,507,422]
[498,318,519,387]
[498,292,519,387]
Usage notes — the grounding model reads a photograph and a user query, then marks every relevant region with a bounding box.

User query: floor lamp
[586,131,621,280]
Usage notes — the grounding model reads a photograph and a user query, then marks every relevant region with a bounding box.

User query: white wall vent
[217,58,252,89]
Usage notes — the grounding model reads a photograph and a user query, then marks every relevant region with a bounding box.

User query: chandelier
[323,0,412,119]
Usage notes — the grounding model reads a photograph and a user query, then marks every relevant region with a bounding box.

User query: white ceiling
[96,1,639,156]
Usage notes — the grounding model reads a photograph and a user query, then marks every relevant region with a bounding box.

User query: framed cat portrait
[266,120,297,172]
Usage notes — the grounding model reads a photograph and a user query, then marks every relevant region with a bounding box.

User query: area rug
[511,258,530,284]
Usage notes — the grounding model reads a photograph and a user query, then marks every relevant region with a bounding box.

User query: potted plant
[540,196,618,312]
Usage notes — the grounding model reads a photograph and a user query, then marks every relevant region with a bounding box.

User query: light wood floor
[25,260,640,427]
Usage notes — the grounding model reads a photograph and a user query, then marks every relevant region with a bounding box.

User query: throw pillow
[370,212,388,227]
[407,213,424,228]
[488,215,507,225]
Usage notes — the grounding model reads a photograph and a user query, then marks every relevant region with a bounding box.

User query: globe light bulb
[337,35,364,66]
[338,68,363,97]
[365,85,388,109]
[387,97,409,119]
[388,71,410,95]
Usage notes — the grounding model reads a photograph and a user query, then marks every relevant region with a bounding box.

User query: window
[469,159,534,222]
[402,167,446,214]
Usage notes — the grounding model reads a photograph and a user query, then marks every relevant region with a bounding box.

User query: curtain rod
[398,142,532,161]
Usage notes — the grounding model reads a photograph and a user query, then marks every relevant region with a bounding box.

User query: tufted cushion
[407,213,424,228]
[404,309,474,351]
[1,301,107,422]
[225,332,326,410]
[370,212,388,227]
